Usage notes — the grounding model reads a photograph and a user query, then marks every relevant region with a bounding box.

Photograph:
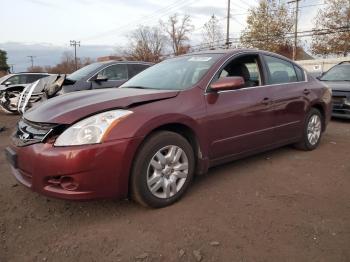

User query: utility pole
[288,0,301,60]
[226,0,231,49]
[70,40,81,70]
[27,56,36,68]
[9,64,14,73]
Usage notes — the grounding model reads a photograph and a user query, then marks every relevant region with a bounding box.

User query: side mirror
[4,81,11,86]
[210,77,245,92]
[95,74,108,82]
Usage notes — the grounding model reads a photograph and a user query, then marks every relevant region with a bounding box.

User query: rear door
[91,64,128,89]
[262,55,308,143]
[205,53,275,161]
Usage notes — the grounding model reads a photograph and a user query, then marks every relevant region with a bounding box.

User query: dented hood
[24,88,179,124]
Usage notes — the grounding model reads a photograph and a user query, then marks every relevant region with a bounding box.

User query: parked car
[16,61,153,113]
[0,73,49,113]
[6,49,332,208]
[317,61,350,119]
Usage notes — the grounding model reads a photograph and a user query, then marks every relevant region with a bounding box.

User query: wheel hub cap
[147,145,189,199]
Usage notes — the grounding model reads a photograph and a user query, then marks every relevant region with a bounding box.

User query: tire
[294,108,323,151]
[130,131,195,208]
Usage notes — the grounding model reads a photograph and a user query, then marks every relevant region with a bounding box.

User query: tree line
[1,0,349,75]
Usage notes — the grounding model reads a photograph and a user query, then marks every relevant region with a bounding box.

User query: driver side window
[98,64,128,81]
[217,55,262,88]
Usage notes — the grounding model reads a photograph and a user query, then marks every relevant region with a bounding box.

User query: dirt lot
[0,113,349,262]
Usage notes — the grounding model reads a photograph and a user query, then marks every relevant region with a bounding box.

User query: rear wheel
[130,131,195,208]
[295,108,323,151]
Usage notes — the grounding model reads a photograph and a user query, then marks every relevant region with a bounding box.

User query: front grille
[12,119,57,147]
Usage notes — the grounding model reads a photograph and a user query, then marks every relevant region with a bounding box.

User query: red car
[6,49,332,208]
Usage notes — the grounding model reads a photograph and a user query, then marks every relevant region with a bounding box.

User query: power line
[80,0,196,42]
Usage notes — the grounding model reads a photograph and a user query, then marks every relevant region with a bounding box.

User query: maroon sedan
[6,49,332,208]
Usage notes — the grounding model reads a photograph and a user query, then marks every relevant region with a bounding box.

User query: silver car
[0,73,49,113]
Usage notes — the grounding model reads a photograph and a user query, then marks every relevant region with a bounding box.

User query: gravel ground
[0,113,349,262]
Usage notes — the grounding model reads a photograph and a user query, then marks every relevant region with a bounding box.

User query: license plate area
[5,147,17,168]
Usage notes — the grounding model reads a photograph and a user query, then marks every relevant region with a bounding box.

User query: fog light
[60,176,79,191]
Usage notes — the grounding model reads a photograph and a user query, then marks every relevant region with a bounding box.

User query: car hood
[321,81,350,92]
[24,88,179,124]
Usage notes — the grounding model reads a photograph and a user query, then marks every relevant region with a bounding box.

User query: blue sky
[0,0,323,72]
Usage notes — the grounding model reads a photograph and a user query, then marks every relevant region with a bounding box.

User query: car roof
[98,61,154,66]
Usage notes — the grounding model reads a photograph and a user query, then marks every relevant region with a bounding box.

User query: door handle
[303,89,310,95]
[262,97,271,105]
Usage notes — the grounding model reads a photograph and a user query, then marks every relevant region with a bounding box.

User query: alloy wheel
[307,114,321,145]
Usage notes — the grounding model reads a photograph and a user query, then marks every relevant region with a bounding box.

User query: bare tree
[161,14,194,56]
[240,0,294,55]
[28,52,94,74]
[201,15,223,49]
[126,25,166,62]
[311,0,350,57]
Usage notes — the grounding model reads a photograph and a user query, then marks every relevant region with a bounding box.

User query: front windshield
[121,54,222,90]
[67,63,102,81]
[320,64,350,81]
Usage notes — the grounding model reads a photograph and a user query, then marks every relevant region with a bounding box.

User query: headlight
[54,110,133,146]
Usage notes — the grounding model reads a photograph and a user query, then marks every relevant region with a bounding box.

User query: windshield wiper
[122,86,149,89]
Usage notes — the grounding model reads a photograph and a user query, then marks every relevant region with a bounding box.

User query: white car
[0,73,49,113]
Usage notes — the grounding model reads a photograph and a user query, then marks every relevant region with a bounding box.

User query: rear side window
[128,64,150,78]
[264,55,298,84]
[26,74,47,83]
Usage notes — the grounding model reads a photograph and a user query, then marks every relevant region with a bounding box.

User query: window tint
[264,55,298,84]
[98,64,128,80]
[128,64,150,78]
[217,55,261,87]
[294,65,305,81]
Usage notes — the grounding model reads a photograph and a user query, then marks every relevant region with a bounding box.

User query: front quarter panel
[104,87,209,159]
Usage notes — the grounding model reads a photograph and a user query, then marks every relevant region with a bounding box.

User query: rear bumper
[6,137,142,200]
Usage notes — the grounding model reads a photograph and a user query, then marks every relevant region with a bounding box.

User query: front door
[205,54,275,161]
[91,64,128,89]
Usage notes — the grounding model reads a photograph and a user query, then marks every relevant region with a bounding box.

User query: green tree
[0,49,10,72]
[240,0,294,55]
[311,0,350,57]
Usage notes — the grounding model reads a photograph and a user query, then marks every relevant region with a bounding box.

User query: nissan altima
[6,49,332,208]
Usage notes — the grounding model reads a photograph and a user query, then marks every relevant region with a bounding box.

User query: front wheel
[294,108,323,151]
[130,131,195,208]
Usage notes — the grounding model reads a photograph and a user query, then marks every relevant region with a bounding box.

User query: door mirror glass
[95,74,108,82]
[210,77,245,92]
[4,81,11,86]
